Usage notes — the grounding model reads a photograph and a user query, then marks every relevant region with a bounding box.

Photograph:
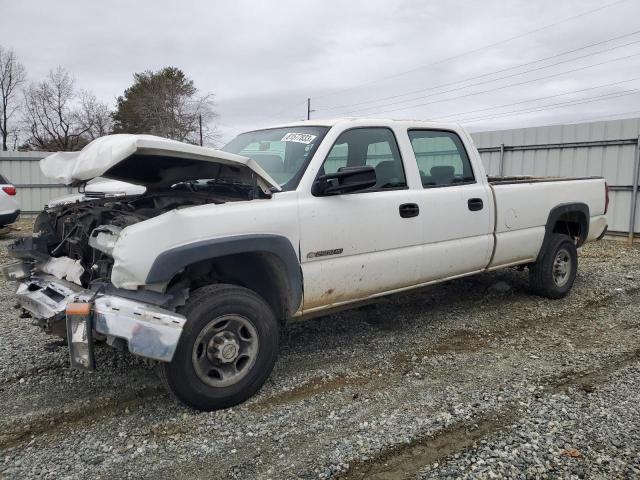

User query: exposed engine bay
[11,191,225,289]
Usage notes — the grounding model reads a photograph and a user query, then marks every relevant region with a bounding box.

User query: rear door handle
[468,198,484,211]
[399,203,420,218]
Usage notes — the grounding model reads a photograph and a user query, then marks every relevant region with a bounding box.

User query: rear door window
[408,130,475,187]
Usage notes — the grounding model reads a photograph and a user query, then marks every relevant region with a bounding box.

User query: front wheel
[529,233,578,299]
[160,284,280,411]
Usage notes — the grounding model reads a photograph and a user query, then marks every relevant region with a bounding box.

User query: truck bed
[487,175,602,185]
[486,175,607,270]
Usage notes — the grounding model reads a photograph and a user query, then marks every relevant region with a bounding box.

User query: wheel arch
[146,234,302,320]
[537,203,589,260]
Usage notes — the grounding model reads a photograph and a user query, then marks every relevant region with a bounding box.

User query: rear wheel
[529,233,577,299]
[160,284,279,411]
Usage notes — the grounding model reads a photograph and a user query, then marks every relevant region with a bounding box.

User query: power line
[311,0,630,102]
[250,0,631,125]
[461,98,640,125]
[535,109,640,127]
[253,99,309,125]
[315,29,640,112]
[436,77,640,120]
[326,40,640,117]
[347,51,640,117]
[454,89,640,123]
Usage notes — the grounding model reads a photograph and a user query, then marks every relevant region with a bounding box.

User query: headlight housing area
[88,225,122,256]
[66,302,95,371]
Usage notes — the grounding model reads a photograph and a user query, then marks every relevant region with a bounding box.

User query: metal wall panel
[471,118,640,235]
[606,191,640,234]
[0,151,73,214]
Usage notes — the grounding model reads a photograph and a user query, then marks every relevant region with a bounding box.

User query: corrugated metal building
[470,117,640,238]
[0,151,70,214]
[1,117,639,239]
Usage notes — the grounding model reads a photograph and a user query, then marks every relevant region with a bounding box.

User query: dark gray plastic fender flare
[536,202,589,261]
[145,234,302,313]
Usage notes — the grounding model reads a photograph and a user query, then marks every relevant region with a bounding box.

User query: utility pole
[198,114,203,146]
[307,98,313,120]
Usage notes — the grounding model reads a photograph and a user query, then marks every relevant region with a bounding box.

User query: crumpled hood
[40,134,280,192]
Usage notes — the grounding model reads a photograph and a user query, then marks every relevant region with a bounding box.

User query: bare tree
[159,90,219,145]
[0,45,27,151]
[74,90,113,140]
[188,93,220,146]
[23,67,96,151]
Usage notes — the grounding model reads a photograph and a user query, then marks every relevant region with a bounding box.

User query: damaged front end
[4,196,191,370]
[4,133,281,372]
[5,263,186,370]
[6,269,186,366]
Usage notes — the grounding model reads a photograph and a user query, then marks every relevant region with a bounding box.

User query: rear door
[407,129,493,281]
[298,127,423,312]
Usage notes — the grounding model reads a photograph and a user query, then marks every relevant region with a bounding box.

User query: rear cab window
[408,130,475,188]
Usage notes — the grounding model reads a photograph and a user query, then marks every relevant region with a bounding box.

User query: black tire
[529,233,577,299]
[160,284,279,411]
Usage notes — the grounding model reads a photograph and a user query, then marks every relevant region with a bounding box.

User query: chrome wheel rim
[553,248,572,287]
[191,314,259,387]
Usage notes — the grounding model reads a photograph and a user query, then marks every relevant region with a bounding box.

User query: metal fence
[470,117,640,241]
[0,151,72,214]
[1,117,639,240]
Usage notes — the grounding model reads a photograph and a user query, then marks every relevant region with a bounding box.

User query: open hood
[40,134,281,192]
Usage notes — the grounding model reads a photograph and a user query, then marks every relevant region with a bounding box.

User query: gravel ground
[0,225,639,479]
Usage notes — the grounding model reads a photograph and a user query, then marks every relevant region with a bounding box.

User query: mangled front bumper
[92,295,185,362]
[12,271,186,367]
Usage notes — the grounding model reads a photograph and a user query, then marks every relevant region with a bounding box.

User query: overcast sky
[2,0,640,144]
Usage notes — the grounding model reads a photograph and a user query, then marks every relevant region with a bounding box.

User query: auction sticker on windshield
[281,133,317,144]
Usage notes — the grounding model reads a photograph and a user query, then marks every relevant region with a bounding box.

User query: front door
[299,127,423,312]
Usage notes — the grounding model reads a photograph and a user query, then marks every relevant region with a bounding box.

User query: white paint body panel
[111,192,300,290]
[587,215,608,241]
[83,119,607,316]
[416,183,494,280]
[299,190,423,310]
[489,178,607,268]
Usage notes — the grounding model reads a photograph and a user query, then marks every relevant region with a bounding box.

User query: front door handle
[399,203,420,218]
[468,198,484,211]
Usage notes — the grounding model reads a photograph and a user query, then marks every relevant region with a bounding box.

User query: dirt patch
[340,347,640,480]
[0,386,165,450]
[433,329,491,354]
[249,374,367,411]
[147,422,190,439]
[389,329,492,375]
[474,285,640,350]
[254,328,494,409]
[544,348,640,394]
[583,285,639,307]
[340,407,518,480]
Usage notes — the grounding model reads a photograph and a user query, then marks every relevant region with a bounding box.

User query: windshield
[222,126,329,191]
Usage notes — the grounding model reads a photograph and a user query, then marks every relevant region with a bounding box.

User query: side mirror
[313,166,377,196]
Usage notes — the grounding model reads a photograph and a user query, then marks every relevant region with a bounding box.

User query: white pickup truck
[4,118,608,410]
